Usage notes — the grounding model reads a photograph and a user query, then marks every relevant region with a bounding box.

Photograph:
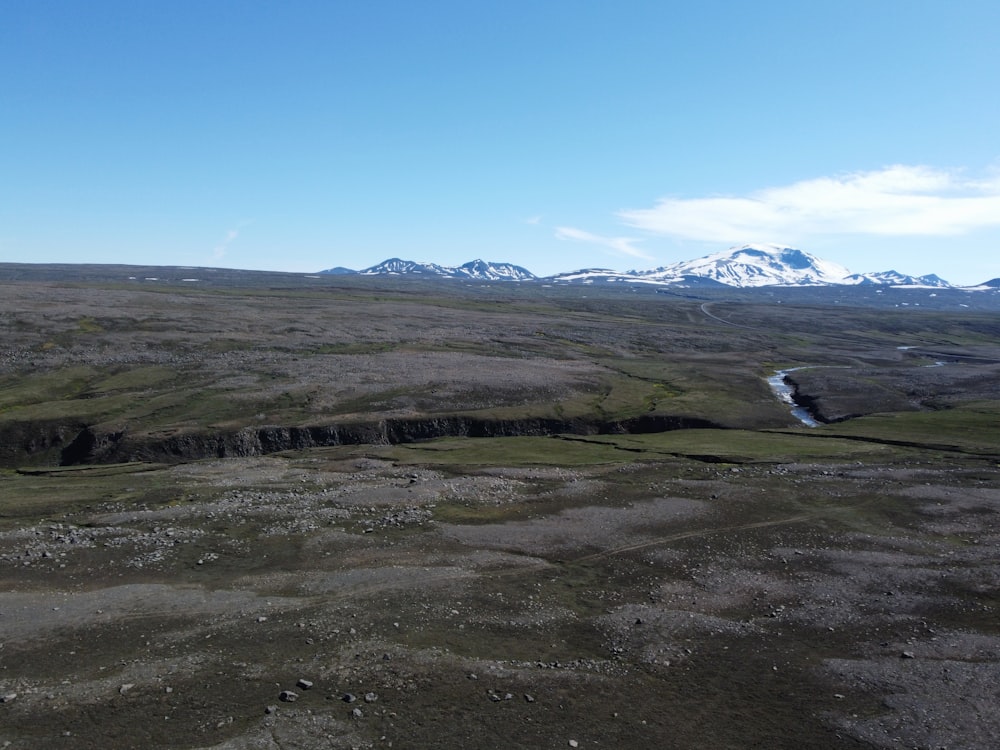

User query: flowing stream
[766,368,821,427]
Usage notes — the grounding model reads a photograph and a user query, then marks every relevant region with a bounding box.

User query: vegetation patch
[814,400,1000,455]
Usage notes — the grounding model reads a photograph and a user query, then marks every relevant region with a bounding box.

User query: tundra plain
[1,266,999,749]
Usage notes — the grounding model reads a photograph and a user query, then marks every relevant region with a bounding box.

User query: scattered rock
[279,690,298,702]
[342,693,357,703]
[296,678,313,690]
[0,693,16,703]
[364,692,378,703]
[901,650,916,659]
[265,705,277,714]
[351,707,363,719]
[524,694,535,703]
[118,683,134,695]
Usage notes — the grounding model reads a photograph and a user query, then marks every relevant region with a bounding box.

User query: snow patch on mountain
[654,244,853,287]
[319,245,966,288]
[455,259,535,281]
[547,269,650,284]
[320,258,535,281]
[843,270,952,288]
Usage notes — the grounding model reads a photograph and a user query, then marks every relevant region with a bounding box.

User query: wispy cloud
[618,165,1000,244]
[213,229,239,260]
[212,227,243,260]
[554,226,652,261]
[524,215,542,225]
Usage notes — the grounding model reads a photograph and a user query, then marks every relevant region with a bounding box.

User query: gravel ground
[2,449,998,749]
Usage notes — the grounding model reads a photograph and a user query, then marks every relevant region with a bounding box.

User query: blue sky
[3,0,999,284]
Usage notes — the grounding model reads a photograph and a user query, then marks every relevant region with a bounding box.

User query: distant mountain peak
[319,245,960,289]
[643,244,853,287]
[843,270,952,288]
[320,258,535,281]
[455,259,535,280]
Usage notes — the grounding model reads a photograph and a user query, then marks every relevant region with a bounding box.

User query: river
[766,368,821,427]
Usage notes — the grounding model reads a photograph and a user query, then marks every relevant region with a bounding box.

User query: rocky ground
[1,443,997,749]
[1,271,998,748]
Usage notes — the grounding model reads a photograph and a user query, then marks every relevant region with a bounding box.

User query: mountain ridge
[319,244,982,288]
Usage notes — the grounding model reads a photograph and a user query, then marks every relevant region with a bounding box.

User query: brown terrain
[1,266,998,749]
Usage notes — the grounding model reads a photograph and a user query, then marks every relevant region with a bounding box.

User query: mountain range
[345,257,536,281]
[319,244,980,289]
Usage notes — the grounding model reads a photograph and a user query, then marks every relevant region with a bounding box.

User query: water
[766,368,821,427]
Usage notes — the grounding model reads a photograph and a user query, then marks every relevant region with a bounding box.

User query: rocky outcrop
[0,419,88,466]
[48,414,723,466]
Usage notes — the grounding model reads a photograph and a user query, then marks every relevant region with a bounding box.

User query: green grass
[0,462,181,527]
[0,390,142,422]
[452,357,789,427]
[597,359,791,426]
[86,366,179,395]
[814,401,1000,456]
[14,462,167,476]
[0,365,98,408]
[0,361,282,435]
[588,429,900,462]
[386,428,901,468]
[589,370,673,419]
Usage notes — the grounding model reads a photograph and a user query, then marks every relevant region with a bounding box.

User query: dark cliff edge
[782,373,895,425]
[0,419,90,468]
[779,376,832,425]
[19,414,725,466]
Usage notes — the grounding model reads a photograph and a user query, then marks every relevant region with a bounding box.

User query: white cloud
[554,226,652,261]
[618,165,1000,243]
[212,228,240,260]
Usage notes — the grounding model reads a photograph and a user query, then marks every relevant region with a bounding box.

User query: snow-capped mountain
[842,270,952,288]
[319,245,961,288]
[359,258,450,276]
[453,259,536,281]
[547,245,853,287]
[319,258,535,281]
[655,245,853,287]
[548,245,954,288]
